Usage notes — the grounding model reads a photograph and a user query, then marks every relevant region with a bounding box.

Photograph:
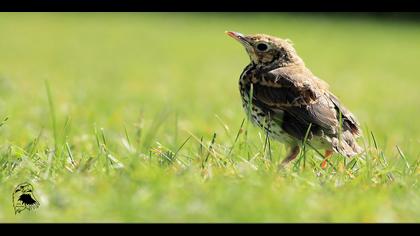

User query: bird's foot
[321,149,333,169]
[278,146,300,170]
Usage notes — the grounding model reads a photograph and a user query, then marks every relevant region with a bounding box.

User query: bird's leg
[321,149,333,169]
[281,146,300,165]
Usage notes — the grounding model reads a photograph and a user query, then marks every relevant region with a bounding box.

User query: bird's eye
[256,43,269,52]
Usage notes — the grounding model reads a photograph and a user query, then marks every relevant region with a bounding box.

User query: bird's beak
[225,31,250,46]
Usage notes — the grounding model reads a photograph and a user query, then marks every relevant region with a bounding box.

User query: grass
[0,13,419,222]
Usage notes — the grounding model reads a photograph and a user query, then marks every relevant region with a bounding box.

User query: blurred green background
[0,13,419,222]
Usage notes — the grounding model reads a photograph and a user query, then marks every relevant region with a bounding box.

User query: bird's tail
[332,130,363,157]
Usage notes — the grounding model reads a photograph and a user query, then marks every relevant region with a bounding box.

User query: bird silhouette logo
[12,182,40,214]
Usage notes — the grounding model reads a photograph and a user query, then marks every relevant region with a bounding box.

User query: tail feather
[332,130,363,157]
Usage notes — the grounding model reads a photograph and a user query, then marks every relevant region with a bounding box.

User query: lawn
[0,13,419,222]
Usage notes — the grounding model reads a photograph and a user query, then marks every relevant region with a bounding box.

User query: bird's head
[225,31,304,68]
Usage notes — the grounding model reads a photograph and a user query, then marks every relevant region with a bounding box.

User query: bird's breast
[238,66,294,144]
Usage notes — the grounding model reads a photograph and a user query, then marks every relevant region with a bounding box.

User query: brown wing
[253,66,324,107]
[328,92,361,137]
[250,66,342,140]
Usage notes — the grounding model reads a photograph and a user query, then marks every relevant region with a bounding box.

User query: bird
[12,182,40,214]
[225,31,363,167]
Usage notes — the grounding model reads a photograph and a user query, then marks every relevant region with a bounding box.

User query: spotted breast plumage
[226,31,363,166]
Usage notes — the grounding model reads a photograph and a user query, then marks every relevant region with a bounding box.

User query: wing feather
[250,66,358,140]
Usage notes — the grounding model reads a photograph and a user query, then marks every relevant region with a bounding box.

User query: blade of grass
[294,123,312,171]
[100,128,107,147]
[45,80,58,153]
[184,129,222,159]
[123,125,134,152]
[371,131,390,170]
[199,136,204,156]
[202,133,217,169]
[243,83,254,149]
[215,114,231,139]
[227,118,245,158]
[0,116,8,128]
[28,128,44,158]
[396,145,410,171]
[263,129,272,162]
[65,142,76,168]
[173,136,191,160]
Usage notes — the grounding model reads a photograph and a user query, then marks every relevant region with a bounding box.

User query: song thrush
[226,31,363,166]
